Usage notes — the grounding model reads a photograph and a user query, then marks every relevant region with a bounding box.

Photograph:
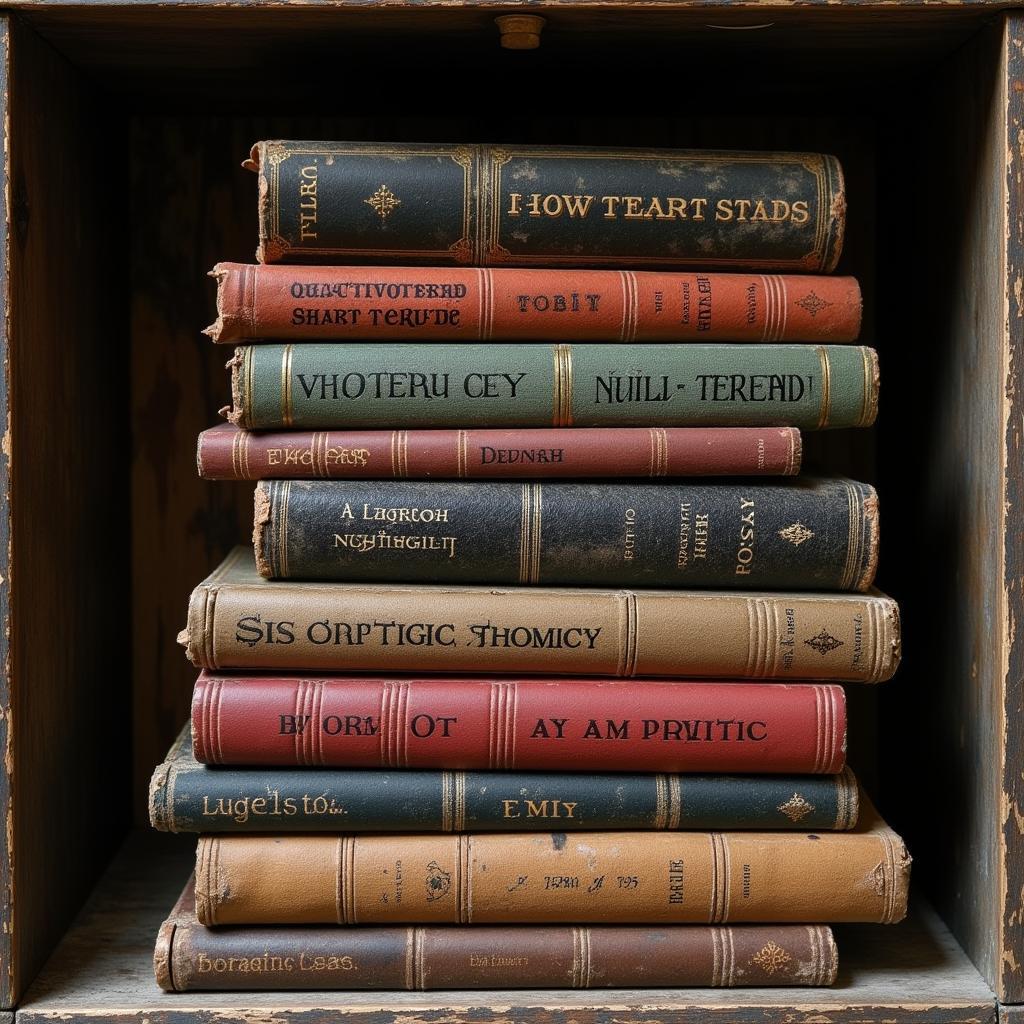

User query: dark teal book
[149,726,859,834]
[227,342,878,431]
[246,141,845,272]
[254,476,878,591]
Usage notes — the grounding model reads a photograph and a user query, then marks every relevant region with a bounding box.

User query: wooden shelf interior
[2,2,1019,1011]
[16,831,997,1022]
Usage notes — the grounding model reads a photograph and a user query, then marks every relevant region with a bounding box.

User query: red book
[197,423,801,480]
[192,673,846,774]
[206,263,862,344]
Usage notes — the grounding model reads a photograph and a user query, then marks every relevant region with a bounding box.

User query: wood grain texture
[1000,13,1024,1005]
[16,831,997,1021]
[6,9,1004,106]
[3,15,128,1010]
[873,14,1024,1004]
[0,16,12,1010]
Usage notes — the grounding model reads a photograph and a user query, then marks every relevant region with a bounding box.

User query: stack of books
[150,140,909,992]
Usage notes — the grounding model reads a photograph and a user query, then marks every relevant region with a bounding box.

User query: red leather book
[197,423,801,480]
[192,673,845,774]
[207,263,862,344]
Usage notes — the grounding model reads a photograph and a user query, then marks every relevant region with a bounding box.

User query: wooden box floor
[14,832,996,1024]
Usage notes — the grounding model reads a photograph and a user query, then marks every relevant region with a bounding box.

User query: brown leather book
[179,548,901,682]
[194,798,909,927]
[156,880,838,990]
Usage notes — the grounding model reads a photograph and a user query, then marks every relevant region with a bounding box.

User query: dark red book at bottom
[192,673,846,774]
[155,881,838,990]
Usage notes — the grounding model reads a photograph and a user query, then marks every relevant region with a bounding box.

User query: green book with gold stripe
[226,343,878,431]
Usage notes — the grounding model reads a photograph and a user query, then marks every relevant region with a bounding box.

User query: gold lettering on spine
[281,344,295,427]
[815,346,832,429]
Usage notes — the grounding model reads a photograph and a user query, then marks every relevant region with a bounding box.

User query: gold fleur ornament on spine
[365,184,402,220]
[779,522,814,546]
[777,793,816,823]
[750,941,792,974]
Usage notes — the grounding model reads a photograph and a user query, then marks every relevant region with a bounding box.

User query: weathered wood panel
[4,14,128,1009]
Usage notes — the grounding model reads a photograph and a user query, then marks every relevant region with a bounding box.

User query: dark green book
[255,476,878,591]
[227,342,878,431]
[149,726,860,833]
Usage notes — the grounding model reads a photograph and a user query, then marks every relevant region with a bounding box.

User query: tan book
[179,547,900,682]
[194,798,909,927]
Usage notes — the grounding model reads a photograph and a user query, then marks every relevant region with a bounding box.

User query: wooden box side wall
[2,15,130,1009]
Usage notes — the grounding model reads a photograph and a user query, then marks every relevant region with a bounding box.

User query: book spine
[253,477,877,591]
[246,141,845,272]
[193,825,910,925]
[179,557,901,682]
[188,675,847,774]
[228,343,879,432]
[151,758,860,833]
[197,425,803,480]
[156,916,838,991]
[207,263,862,343]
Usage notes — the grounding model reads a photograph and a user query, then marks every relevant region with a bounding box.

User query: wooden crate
[0,4,1020,1020]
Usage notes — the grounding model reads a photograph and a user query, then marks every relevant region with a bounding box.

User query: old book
[188,673,847,774]
[225,342,879,432]
[197,423,803,481]
[253,477,877,591]
[179,548,900,682]
[207,263,861,344]
[156,882,838,990]
[245,141,845,271]
[151,724,859,833]
[193,799,909,925]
